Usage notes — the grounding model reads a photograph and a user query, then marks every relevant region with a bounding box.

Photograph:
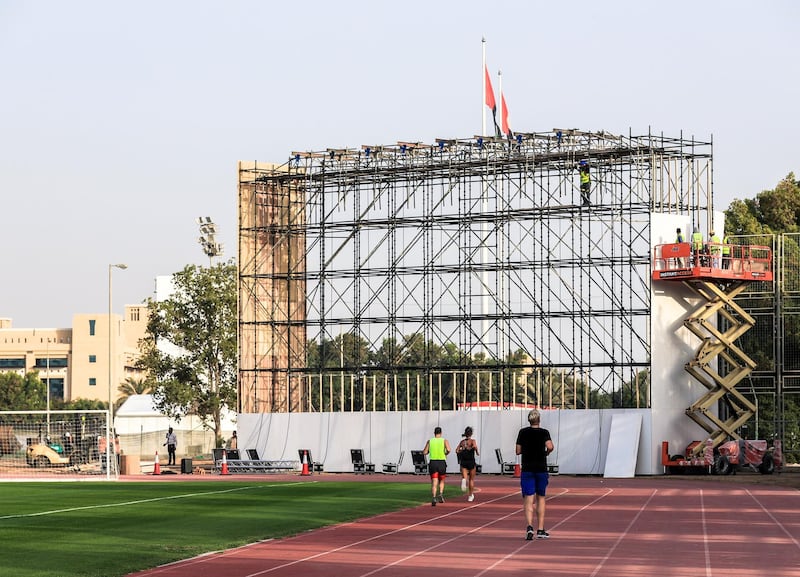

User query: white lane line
[587,489,658,577]
[140,490,525,577]
[746,488,800,550]
[474,487,613,577]
[701,490,712,577]
[0,483,307,520]
[238,490,524,577]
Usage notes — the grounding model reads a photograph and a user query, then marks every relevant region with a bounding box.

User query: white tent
[114,394,236,457]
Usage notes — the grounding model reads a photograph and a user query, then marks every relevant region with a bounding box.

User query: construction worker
[722,232,731,269]
[691,228,704,266]
[675,228,686,267]
[708,230,721,268]
[579,160,590,206]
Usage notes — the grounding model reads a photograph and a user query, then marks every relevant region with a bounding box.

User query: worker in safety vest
[675,228,686,266]
[691,229,704,266]
[579,160,590,206]
[722,233,731,269]
[708,230,721,268]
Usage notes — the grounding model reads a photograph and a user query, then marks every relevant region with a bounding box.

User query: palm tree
[116,377,153,410]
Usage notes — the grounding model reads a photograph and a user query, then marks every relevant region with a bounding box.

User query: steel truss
[238,129,712,413]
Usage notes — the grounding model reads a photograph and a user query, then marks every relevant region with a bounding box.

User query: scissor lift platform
[652,241,773,456]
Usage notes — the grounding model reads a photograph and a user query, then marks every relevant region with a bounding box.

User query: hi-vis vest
[709,233,721,254]
[691,232,703,251]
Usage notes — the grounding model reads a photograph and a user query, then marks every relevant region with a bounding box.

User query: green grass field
[0,480,427,577]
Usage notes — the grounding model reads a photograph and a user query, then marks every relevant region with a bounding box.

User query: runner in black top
[515,409,554,540]
[456,426,480,502]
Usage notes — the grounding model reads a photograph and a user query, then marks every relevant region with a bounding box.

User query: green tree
[61,398,108,411]
[0,372,46,410]
[724,173,800,456]
[137,261,237,444]
[725,173,800,234]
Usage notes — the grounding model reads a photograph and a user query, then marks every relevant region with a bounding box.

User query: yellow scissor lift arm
[652,242,773,457]
[682,280,758,454]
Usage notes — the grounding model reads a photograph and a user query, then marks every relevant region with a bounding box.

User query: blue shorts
[520,471,549,497]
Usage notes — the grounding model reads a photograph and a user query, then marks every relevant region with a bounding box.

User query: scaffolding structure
[238,129,713,413]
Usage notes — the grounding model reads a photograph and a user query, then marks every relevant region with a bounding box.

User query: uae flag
[501,90,512,138]
[484,65,500,136]
[484,64,497,113]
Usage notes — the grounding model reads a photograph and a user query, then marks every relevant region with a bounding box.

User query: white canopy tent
[114,394,237,458]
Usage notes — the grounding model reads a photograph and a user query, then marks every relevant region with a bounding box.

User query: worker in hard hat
[579,160,590,206]
[691,228,704,266]
[708,230,721,268]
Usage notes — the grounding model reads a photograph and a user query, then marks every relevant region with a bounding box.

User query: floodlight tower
[197,216,224,266]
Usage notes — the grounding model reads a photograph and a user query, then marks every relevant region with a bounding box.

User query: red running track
[126,474,800,577]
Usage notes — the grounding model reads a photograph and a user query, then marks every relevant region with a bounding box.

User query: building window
[42,378,65,400]
[130,308,140,322]
[0,358,26,369]
[89,319,96,336]
[89,355,96,363]
[89,378,96,386]
[34,358,68,369]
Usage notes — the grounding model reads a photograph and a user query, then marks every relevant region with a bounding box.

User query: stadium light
[197,216,223,265]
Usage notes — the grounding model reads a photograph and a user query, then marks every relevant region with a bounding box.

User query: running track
[126,474,800,577]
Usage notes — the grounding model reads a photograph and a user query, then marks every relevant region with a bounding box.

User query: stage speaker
[181,458,193,474]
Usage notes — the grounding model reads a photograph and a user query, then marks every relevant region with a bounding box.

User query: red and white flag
[484,64,496,113]
[484,64,501,137]
[501,90,512,138]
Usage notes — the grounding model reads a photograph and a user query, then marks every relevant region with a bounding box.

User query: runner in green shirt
[423,426,451,506]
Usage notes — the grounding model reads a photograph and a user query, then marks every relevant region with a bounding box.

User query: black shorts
[428,460,447,477]
[460,460,476,471]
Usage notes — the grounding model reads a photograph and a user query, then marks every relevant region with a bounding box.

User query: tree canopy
[0,372,47,410]
[136,261,237,444]
[724,173,800,234]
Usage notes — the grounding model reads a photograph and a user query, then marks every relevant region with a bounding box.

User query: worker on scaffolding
[578,160,590,206]
[691,228,705,266]
[708,230,721,268]
[722,232,731,269]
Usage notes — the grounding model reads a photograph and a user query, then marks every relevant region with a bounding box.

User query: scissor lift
[652,241,773,457]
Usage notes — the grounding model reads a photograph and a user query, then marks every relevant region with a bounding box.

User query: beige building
[0,306,148,405]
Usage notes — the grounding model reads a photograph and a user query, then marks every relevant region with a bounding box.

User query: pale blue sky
[1,1,797,327]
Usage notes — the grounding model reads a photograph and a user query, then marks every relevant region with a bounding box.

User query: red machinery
[661,439,782,475]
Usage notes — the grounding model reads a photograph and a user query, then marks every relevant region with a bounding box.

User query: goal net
[0,410,117,480]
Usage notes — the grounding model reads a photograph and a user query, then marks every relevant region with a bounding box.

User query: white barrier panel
[237,409,656,476]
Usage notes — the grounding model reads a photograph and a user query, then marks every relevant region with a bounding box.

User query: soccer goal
[0,410,118,480]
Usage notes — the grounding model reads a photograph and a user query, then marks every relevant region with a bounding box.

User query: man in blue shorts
[515,409,555,540]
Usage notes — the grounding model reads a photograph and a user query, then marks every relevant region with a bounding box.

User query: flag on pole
[501,90,512,139]
[484,64,501,137]
[484,64,496,113]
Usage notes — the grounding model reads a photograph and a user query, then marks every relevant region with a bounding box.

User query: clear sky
[1,1,797,328]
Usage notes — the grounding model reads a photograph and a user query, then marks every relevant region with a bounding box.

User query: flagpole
[481,37,487,137]
[498,69,502,134]
[480,38,489,354]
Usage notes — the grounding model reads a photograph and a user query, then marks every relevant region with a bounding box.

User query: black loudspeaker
[181,458,193,474]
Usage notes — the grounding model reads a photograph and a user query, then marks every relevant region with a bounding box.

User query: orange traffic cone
[301,450,310,476]
[513,456,521,478]
[152,451,161,475]
[220,450,229,475]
